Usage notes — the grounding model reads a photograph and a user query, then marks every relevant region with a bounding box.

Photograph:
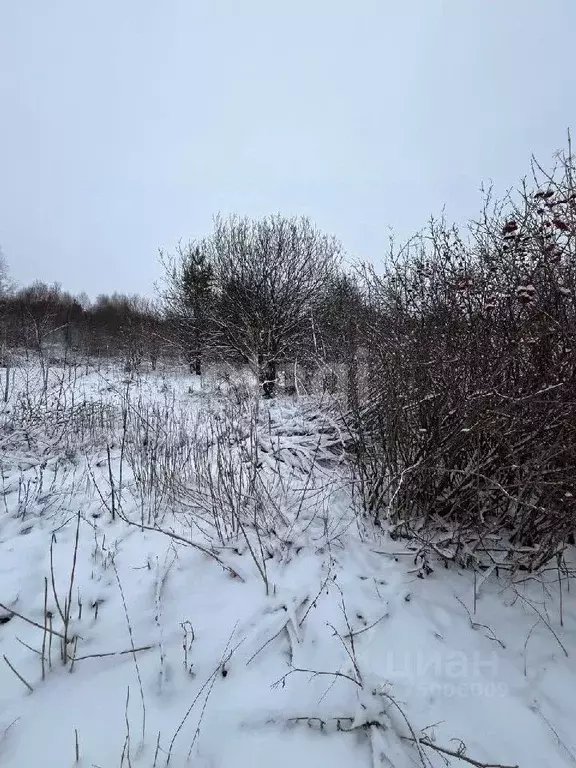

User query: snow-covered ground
[0,359,575,767]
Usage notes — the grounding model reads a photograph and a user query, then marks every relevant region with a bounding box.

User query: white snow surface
[0,359,575,767]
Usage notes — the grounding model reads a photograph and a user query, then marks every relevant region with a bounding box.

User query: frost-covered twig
[454,596,506,648]
[114,507,243,581]
[272,667,361,690]
[406,736,519,768]
[3,654,33,693]
[166,624,238,766]
[0,601,69,641]
[515,591,568,658]
[113,562,146,750]
[69,645,155,662]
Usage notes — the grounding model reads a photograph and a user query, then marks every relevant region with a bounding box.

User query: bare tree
[160,243,214,375]
[210,214,341,396]
[162,215,341,396]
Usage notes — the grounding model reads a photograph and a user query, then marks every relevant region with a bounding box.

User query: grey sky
[1,0,574,299]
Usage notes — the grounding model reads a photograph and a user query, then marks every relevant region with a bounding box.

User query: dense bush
[353,148,576,572]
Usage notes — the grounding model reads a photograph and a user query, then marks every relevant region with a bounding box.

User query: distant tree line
[0,282,168,370]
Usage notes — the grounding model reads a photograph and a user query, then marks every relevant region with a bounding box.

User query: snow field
[0,359,575,767]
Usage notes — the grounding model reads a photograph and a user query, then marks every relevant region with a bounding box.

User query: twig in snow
[344,611,389,640]
[15,637,42,656]
[115,507,243,581]
[515,591,568,657]
[113,562,146,750]
[120,686,133,768]
[406,736,519,768]
[557,555,564,628]
[0,601,69,641]
[69,645,155,662]
[42,577,48,679]
[246,623,288,667]
[298,568,333,627]
[106,444,116,521]
[246,597,307,666]
[454,596,506,648]
[531,701,576,765]
[523,619,540,677]
[380,691,428,768]
[3,654,33,693]
[181,621,195,674]
[64,511,82,664]
[153,731,162,768]
[272,667,361,690]
[327,616,361,684]
[166,623,238,766]
[0,718,20,752]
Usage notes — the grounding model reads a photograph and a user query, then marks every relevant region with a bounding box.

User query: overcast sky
[1,0,575,298]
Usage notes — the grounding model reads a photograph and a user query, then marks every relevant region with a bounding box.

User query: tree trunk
[264,359,276,398]
[284,361,296,395]
[258,353,277,398]
[304,364,314,393]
